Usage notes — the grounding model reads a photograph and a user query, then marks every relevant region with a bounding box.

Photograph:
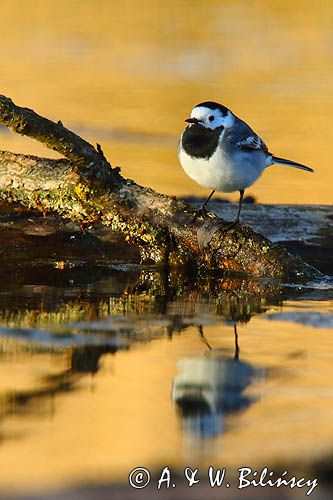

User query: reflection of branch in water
[0,266,283,332]
[0,267,275,445]
[71,344,121,374]
[0,344,120,441]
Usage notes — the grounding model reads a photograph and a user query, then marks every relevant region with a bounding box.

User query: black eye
[209,115,214,122]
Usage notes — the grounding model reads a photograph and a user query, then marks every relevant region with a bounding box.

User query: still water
[0,0,333,497]
[0,244,332,495]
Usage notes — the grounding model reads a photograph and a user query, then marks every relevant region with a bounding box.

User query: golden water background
[1,0,332,204]
[0,302,333,491]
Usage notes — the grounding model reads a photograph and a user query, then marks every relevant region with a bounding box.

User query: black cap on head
[195,101,229,116]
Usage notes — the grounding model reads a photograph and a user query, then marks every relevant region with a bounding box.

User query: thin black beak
[185,117,199,124]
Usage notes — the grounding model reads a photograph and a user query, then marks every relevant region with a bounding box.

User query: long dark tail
[272,155,314,173]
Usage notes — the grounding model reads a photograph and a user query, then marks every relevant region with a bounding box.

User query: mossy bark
[0,94,320,280]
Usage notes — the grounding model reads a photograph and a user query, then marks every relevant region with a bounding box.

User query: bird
[178,101,313,224]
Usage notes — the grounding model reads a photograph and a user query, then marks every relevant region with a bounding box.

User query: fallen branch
[0,94,320,280]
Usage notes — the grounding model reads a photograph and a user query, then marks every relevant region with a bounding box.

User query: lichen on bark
[0,94,322,281]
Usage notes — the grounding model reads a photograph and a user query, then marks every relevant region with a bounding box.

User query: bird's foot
[192,206,209,222]
[222,218,240,232]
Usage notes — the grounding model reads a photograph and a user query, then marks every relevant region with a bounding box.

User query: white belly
[179,146,265,193]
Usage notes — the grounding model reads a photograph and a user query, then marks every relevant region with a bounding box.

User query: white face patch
[190,106,234,130]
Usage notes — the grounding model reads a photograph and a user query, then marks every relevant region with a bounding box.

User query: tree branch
[0,94,118,183]
[0,95,321,281]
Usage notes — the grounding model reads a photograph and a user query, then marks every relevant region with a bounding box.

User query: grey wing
[235,134,269,153]
[226,119,270,154]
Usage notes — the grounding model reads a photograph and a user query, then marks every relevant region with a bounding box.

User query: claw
[223,218,240,232]
[192,206,208,222]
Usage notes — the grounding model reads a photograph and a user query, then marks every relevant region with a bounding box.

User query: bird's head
[185,101,234,130]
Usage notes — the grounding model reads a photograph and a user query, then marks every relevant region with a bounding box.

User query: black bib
[181,124,224,159]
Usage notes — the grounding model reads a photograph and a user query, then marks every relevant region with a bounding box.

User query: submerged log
[0,94,322,280]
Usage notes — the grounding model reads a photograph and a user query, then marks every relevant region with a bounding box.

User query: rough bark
[0,94,115,182]
[0,94,321,280]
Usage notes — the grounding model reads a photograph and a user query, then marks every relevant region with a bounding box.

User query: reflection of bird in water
[172,323,256,438]
[198,323,239,360]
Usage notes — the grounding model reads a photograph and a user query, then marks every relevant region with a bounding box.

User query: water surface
[0,258,332,494]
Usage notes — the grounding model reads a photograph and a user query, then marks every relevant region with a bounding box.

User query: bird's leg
[193,190,215,221]
[223,189,244,230]
[235,189,244,224]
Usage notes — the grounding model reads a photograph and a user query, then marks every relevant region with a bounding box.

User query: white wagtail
[178,101,313,223]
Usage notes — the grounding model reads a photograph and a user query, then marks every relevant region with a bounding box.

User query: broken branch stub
[0,94,119,184]
[0,94,320,280]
